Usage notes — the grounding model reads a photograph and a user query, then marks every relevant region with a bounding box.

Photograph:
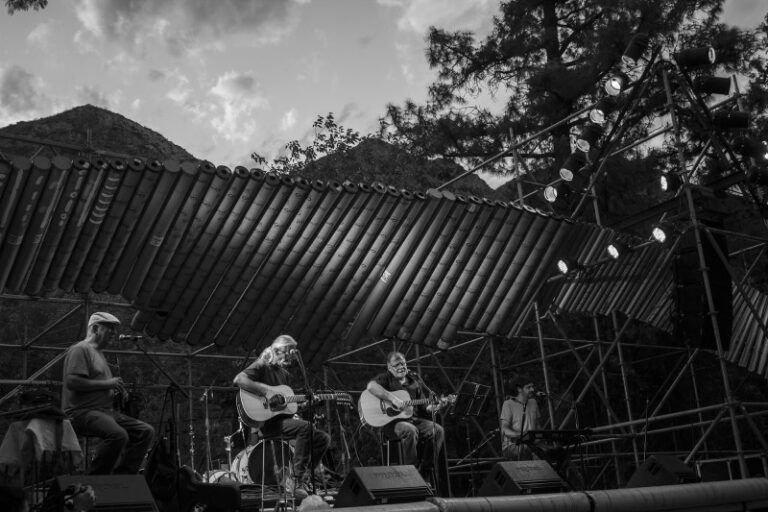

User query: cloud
[0,65,53,126]
[73,0,302,58]
[27,22,52,46]
[209,71,269,142]
[166,74,193,105]
[74,85,113,109]
[721,0,768,29]
[380,0,497,35]
[280,108,297,132]
[148,69,167,82]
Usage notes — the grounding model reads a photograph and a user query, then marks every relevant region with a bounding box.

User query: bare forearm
[234,373,269,395]
[366,381,396,401]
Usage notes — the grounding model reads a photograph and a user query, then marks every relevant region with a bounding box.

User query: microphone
[288,348,299,357]
[118,334,144,341]
[535,391,549,397]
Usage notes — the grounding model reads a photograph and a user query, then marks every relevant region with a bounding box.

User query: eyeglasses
[389,361,407,368]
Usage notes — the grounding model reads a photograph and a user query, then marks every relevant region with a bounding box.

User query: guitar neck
[283,393,344,404]
[405,397,436,407]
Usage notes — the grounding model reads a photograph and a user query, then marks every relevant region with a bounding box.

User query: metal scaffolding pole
[612,310,640,468]
[660,61,748,478]
[534,303,555,427]
[594,316,621,486]
[559,314,634,429]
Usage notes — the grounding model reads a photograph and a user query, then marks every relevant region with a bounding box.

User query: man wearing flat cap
[62,312,154,475]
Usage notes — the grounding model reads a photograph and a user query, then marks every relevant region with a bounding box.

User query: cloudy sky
[0,0,764,186]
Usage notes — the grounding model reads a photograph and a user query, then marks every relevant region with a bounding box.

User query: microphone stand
[293,350,315,494]
[518,399,528,461]
[201,385,213,476]
[411,372,442,495]
[131,340,189,467]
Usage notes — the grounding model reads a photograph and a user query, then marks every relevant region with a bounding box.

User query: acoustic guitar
[237,385,352,425]
[358,389,456,427]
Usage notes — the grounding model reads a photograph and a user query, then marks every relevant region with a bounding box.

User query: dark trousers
[260,415,330,480]
[71,409,155,475]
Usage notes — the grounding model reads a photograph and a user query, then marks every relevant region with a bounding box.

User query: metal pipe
[437,104,594,191]
[0,343,248,360]
[594,316,620,486]
[535,303,555,427]
[613,310,639,467]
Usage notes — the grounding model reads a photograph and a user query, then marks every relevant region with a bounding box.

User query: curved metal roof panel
[0,155,728,367]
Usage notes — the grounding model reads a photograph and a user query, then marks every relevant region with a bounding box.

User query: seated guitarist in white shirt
[233,334,330,500]
[365,352,446,481]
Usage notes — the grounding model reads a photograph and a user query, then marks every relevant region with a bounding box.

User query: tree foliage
[380,0,768,219]
[252,113,366,174]
[6,0,47,13]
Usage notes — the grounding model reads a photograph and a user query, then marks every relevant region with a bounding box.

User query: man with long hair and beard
[234,335,330,500]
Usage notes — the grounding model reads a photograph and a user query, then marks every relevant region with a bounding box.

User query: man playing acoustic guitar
[364,351,447,485]
[233,334,331,500]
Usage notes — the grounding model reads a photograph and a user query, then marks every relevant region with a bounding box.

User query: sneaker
[283,475,309,500]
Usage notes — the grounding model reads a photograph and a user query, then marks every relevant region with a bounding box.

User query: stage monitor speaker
[43,474,159,512]
[626,454,699,488]
[477,460,566,496]
[334,465,432,508]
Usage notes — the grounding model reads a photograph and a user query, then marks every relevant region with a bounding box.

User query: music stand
[451,382,490,496]
[450,382,490,418]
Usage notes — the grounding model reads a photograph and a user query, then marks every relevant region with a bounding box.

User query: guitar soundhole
[268,395,286,411]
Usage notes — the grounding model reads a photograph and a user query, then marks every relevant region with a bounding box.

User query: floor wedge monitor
[335,465,432,507]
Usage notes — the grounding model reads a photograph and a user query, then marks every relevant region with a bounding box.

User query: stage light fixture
[589,97,617,125]
[606,241,630,260]
[543,182,574,203]
[712,111,750,130]
[556,257,580,275]
[651,225,668,243]
[604,71,630,96]
[543,185,558,203]
[576,123,603,152]
[693,76,731,96]
[660,173,683,192]
[735,136,768,162]
[559,151,588,181]
[622,33,650,67]
[675,46,716,69]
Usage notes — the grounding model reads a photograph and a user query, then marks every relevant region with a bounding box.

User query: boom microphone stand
[131,339,189,466]
[450,382,490,496]
[411,371,452,496]
[292,348,316,494]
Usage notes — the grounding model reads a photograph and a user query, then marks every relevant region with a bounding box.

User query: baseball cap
[87,312,121,328]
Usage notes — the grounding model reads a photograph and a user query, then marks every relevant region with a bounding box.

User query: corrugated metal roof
[544,240,675,332]
[2,154,764,372]
[729,284,768,378]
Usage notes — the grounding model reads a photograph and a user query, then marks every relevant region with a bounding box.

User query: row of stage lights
[556,239,635,275]
[555,220,701,276]
[543,31,768,205]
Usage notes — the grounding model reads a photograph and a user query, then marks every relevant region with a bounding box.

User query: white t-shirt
[499,397,539,450]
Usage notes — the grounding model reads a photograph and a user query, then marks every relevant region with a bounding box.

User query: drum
[203,469,237,483]
[231,440,293,485]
